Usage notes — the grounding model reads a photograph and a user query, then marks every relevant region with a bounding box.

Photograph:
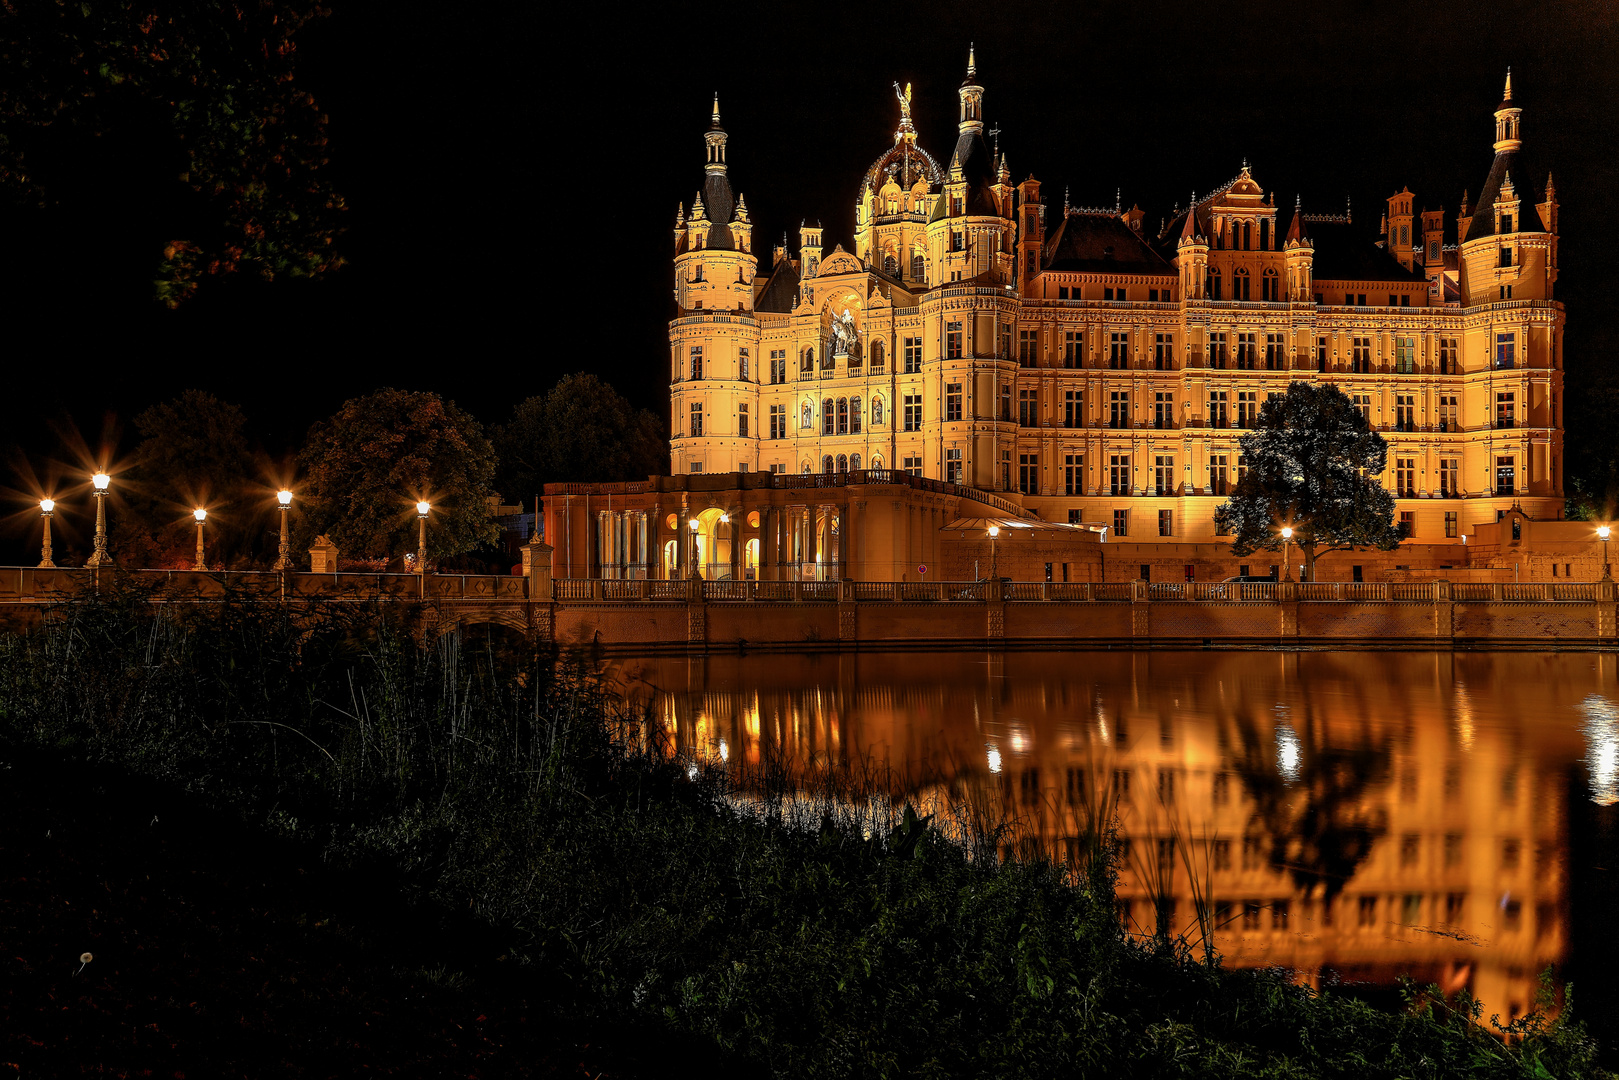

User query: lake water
[609,650,1619,1034]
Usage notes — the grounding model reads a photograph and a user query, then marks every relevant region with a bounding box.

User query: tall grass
[0,577,1609,1079]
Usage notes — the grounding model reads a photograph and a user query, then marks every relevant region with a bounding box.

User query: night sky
[3,0,1618,559]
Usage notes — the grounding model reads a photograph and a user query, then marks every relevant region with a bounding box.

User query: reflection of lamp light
[1581,694,1619,805]
[1276,724,1301,782]
[986,745,1003,773]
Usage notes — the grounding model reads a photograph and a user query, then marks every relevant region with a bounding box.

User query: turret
[1017,176,1042,290]
[1176,194,1209,300]
[1282,195,1314,302]
[799,222,822,279]
[958,44,983,135]
[1387,188,1415,270]
[1494,69,1522,153]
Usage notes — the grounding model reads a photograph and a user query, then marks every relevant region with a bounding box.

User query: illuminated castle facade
[669,57,1564,544]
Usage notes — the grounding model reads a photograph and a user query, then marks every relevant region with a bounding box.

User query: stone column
[1131,578,1149,637]
[1599,577,1616,639]
[1434,579,1455,640]
[1277,579,1299,638]
[522,540,555,600]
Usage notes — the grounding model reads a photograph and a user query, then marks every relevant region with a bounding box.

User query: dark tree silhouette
[494,373,667,502]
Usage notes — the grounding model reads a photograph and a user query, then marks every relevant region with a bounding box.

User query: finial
[1503,67,1512,102]
[711,93,721,126]
[1115,187,1121,213]
[1242,157,1249,171]
[967,42,976,77]
[1064,186,1070,212]
[1294,193,1301,210]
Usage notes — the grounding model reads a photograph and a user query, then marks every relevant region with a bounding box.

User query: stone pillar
[308,535,339,574]
[839,579,858,642]
[687,572,707,649]
[1434,579,1454,640]
[1131,578,1149,637]
[1599,577,1616,638]
[522,540,555,600]
[1277,579,1299,638]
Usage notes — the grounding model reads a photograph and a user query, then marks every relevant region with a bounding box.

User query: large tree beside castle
[1214,383,1402,580]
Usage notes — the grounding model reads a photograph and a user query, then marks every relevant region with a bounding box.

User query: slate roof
[1464,151,1546,241]
[1044,212,1171,275]
[1307,220,1427,283]
[754,257,801,313]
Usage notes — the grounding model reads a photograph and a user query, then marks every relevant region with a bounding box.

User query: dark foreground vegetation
[0,580,1610,1079]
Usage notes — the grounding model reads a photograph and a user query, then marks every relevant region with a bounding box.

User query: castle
[670,54,1560,523]
[543,54,1574,583]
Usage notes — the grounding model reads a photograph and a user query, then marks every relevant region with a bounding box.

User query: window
[903,336,922,373]
[1058,286,1070,300]
[872,397,884,426]
[945,448,963,483]
[1208,455,1229,496]
[1018,329,1038,367]
[1434,335,1454,374]
[1496,456,1516,496]
[1104,286,1125,301]
[689,402,704,436]
[1445,511,1459,538]
[1113,509,1129,536]
[1154,333,1173,370]
[1396,458,1416,498]
[1065,454,1084,496]
[689,461,703,472]
[1236,332,1256,369]
[1155,456,1175,497]
[1207,270,1221,299]
[1000,326,1012,361]
[1500,246,1513,268]
[1109,391,1129,429]
[883,252,897,276]
[835,399,850,437]
[1438,395,1458,432]
[1261,268,1279,301]
[1358,896,1378,928]
[1395,394,1415,431]
[1208,332,1228,369]
[822,398,835,435]
[1499,283,1513,300]
[1109,332,1129,369]
[904,394,922,431]
[950,229,963,251]
[1101,454,1129,497]
[769,463,785,474]
[1001,448,1012,490]
[1237,454,1249,487]
[1395,336,1415,374]
[1207,391,1228,429]
[1496,333,1516,369]
[946,321,963,359]
[690,346,704,380]
[1349,292,1367,306]
[822,454,834,474]
[1019,453,1038,495]
[902,455,922,477]
[1234,267,1250,300]
[1154,392,1174,429]
[1265,332,1283,370]
[870,341,885,374]
[801,347,814,374]
[1019,388,1038,427]
[1439,458,1459,498]
[1064,331,1082,368]
[1496,392,1516,429]
[769,404,785,439]
[1316,336,1328,371]
[836,454,848,473]
[770,348,787,384]
[850,397,862,434]
[737,403,749,437]
[946,383,963,422]
[912,251,925,280]
[1237,391,1258,428]
[1351,336,1372,373]
[1064,390,1083,428]
[1399,510,1415,537]
[739,349,750,381]
[1149,288,1161,302]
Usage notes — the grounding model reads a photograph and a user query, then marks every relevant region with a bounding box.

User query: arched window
[850,453,861,471]
[1234,267,1251,301]
[837,454,848,473]
[822,398,835,435]
[883,253,897,276]
[911,251,925,280]
[871,340,885,372]
[1262,267,1279,302]
[837,398,849,434]
[822,455,834,474]
[850,397,862,433]
[872,397,884,426]
[1207,271,1222,300]
[1242,221,1253,250]
[802,347,814,373]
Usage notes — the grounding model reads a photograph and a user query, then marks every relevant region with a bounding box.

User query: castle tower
[1282,196,1314,302]
[670,96,762,477]
[1387,187,1415,270]
[855,81,944,287]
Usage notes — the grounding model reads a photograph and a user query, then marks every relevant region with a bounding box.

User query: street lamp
[415,501,431,580]
[192,508,208,571]
[275,489,293,571]
[1600,525,1611,581]
[1280,526,1294,582]
[987,524,1000,583]
[86,472,111,567]
[38,499,55,568]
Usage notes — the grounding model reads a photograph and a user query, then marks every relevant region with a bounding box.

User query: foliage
[1214,383,1402,577]
[494,372,667,502]
[0,590,1608,1078]
[0,0,345,306]
[298,388,499,562]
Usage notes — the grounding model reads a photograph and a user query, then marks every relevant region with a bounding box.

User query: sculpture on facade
[830,307,858,358]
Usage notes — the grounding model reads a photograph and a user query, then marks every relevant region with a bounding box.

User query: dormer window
[1499,247,1513,268]
[1500,213,1513,233]
[1103,246,1115,261]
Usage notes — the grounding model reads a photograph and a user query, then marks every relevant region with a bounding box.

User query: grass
[0,574,1610,1078]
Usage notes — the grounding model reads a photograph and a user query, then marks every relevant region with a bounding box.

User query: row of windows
[1053,285,1173,302]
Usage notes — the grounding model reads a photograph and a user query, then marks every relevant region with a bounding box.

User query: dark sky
[3,0,1618,557]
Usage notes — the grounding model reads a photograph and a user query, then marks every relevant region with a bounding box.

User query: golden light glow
[39,498,54,514]
[91,472,110,491]
[416,500,431,517]
[1600,526,1611,541]
[987,525,1000,538]
[193,508,207,523]
[277,489,293,506]
[1281,526,1293,540]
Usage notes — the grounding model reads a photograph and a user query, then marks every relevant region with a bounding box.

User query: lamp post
[987,524,1000,584]
[86,472,111,567]
[1280,526,1293,582]
[1600,525,1611,581]
[415,501,431,588]
[688,516,700,579]
[38,499,55,568]
[274,490,293,570]
[192,508,208,571]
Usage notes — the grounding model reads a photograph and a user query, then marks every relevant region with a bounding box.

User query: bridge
[2,564,1616,652]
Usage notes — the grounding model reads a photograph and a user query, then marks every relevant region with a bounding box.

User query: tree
[494,373,667,503]
[0,0,345,306]
[299,389,498,563]
[117,390,257,568]
[1213,382,1401,580]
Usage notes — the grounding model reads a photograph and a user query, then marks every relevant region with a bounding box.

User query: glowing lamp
[277,489,293,506]
[1280,526,1293,540]
[92,472,110,491]
[40,498,54,514]
[416,500,431,517]
[1601,526,1611,541]
[193,508,207,523]
[689,518,699,531]
[987,525,1000,538]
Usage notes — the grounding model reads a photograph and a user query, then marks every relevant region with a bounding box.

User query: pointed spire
[1115,187,1121,213]
[1179,202,1200,242]
[1503,67,1512,102]
[1063,186,1070,213]
[675,202,685,227]
[1546,170,1557,199]
[1286,196,1305,243]
[967,42,976,78]
[736,193,749,222]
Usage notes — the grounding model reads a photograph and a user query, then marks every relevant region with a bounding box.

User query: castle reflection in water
[612,651,1619,1023]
